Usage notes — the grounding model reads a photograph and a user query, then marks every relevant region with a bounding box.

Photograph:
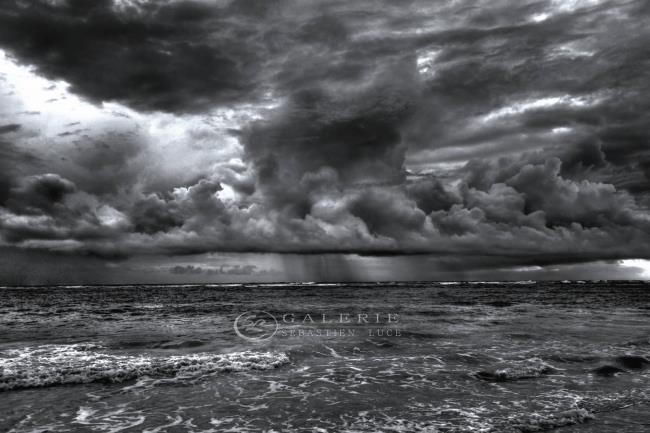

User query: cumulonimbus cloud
[0,0,648,271]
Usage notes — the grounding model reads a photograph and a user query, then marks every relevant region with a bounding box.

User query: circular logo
[234,310,278,342]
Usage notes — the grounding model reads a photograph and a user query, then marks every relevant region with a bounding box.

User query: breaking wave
[475,358,556,382]
[0,343,290,391]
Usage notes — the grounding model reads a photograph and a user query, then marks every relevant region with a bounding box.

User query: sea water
[1,281,650,432]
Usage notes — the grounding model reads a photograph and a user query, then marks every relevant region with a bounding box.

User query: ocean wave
[615,355,650,370]
[0,343,289,391]
[475,358,556,382]
[498,408,594,432]
[582,388,650,414]
[337,405,592,433]
[592,365,626,377]
[590,355,650,376]
[547,353,600,363]
[497,387,650,431]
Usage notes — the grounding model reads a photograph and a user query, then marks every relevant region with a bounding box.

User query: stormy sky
[0,0,649,284]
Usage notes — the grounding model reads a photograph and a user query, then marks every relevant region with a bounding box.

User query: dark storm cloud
[402,1,650,178]
[7,173,76,213]
[406,176,461,214]
[0,123,20,134]
[427,150,650,264]
[0,0,649,274]
[243,60,418,217]
[3,0,647,161]
[131,193,185,235]
[0,173,129,244]
[132,177,229,234]
[0,0,266,112]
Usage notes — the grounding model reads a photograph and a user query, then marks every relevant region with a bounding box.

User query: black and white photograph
[1,0,650,431]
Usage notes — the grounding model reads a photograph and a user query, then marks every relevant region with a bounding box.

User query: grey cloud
[132,177,228,235]
[170,264,203,275]
[243,60,419,219]
[7,173,76,214]
[0,173,130,245]
[0,140,42,205]
[505,158,637,227]
[170,263,260,276]
[2,145,649,265]
[0,0,649,274]
[206,264,259,276]
[0,0,266,112]
[406,176,461,214]
[405,1,650,177]
[0,123,20,134]
[430,153,650,261]
[131,193,184,235]
[347,187,426,240]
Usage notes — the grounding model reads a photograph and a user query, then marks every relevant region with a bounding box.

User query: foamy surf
[491,387,650,432]
[475,358,557,382]
[0,343,290,391]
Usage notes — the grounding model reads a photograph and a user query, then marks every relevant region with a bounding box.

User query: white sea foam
[0,343,289,391]
[476,358,557,381]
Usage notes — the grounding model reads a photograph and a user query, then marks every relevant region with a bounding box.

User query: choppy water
[1,281,650,432]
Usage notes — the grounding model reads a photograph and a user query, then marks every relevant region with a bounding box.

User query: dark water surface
[1,281,650,432]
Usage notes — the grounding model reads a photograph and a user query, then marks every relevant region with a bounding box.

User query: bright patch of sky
[619,259,650,279]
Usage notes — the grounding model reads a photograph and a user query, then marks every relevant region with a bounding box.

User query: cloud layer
[0,0,649,277]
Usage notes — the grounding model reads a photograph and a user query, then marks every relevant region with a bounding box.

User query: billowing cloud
[0,0,649,282]
[0,0,268,112]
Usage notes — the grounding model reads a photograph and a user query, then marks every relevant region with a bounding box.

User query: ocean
[1,281,650,432]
